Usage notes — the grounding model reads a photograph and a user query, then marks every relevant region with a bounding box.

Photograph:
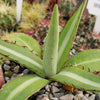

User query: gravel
[2,60,99,100]
[3,64,10,71]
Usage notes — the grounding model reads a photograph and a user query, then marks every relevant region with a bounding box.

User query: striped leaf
[43,5,59,76]
[65,49,100,72]
[0,75,49,100]
[11,33,42,57]
[57,0,87,72]
[0,41,44,77]
[51,67,100,92]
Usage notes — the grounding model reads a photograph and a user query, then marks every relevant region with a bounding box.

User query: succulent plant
[17,2,47,32]
[59,0,77,17]
[0,1,100,100]
[0,3,16,32]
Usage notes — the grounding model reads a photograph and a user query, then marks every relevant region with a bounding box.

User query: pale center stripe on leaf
[15,36,32,50]
[74,59,100,66]
[58,10,80,62]
[0,45,42,69]
[6,77,41,100]
[59,71,100,88]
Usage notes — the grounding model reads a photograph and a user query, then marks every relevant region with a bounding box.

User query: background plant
[0,1,47,34]
[58,0,77,18]
[0,1,100,100]
[17,1,47,32]
[0,2,16,32]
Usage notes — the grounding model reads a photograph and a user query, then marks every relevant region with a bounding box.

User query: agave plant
[0,1,100,100]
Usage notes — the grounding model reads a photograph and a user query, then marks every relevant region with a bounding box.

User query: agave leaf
[0,75,49,100]
[57,0,87,72]
[65,49,100,72]
[43,5,59,76]
[11,33,42,57]
[0,41,44,77]
[51,67,100,92]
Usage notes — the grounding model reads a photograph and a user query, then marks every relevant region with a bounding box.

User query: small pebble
[54,82,62,87]
[86,91,93,95]
[51,97,59,100]
[18,73,24,77]
[45,85,51,92]
[51,86,59,93]
[39,90,45,95]
[71,49,76,54]
[23,69,29,75]
[59,88,66,94]
[76,36,80,39]
[14,66,20,73]
[85,94,89,98]
[75,91,84,100]
[12,73,17,78]
[37,94,48,100]
[5,77,10,82]
[36,95,44,100]
[42,97,49,100]
[50,94,54,99]
[89,94,95,100]
[60,94,74,100]
[3,64,10,71]
[80,96,88,100]
[54,93,65,98]
[45,92,49,96]
[73,96,78,100]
